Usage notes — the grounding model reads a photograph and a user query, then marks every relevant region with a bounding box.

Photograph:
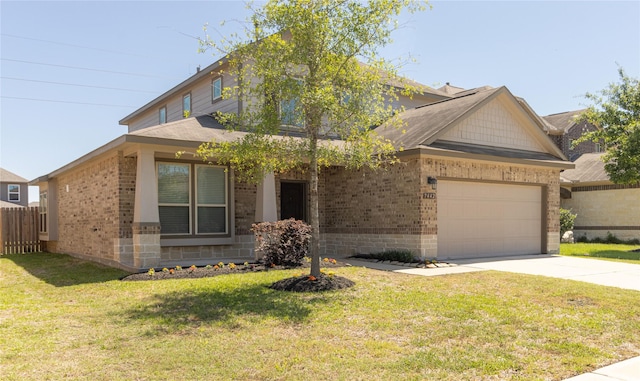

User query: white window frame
[157,162,192,235]
[194,164,228,235]
[157,162,229,237]
[279,78,304,128]
[39,191,48,234]
[182,93,191,118]
[8,184,20,202]
[211,77,222,102]
[159,106,167,124]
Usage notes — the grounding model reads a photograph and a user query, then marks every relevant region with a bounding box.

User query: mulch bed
[121,259,354,292]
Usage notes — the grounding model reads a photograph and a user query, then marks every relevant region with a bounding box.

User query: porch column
[132,148,161,269]
[255,172,278,222]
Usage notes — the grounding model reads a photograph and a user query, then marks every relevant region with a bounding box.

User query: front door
[280,182,306,221]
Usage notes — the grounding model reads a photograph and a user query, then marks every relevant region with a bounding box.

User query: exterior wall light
[427,176,438,190]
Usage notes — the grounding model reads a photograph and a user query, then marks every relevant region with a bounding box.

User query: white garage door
[437,181,542,260]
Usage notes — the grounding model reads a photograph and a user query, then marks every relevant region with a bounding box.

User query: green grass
[2,252,640,380]
[560,243,640,263]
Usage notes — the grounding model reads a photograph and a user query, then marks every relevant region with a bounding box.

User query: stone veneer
[562,187,640,241]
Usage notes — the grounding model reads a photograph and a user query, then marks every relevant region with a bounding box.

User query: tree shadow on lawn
[1,252,128,287]
[122,281,330,331]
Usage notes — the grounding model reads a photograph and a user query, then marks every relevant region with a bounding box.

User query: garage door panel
[438,181,542,260]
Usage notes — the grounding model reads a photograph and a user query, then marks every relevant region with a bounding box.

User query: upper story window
[595,143,602,152]
[280,98,302,127]
[157,162,228,236]
[212,77,222,102]
[8,184,20,201]
[159,106,167,124]
[182,93,191,118]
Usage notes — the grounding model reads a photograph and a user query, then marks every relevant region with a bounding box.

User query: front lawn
[560,243,640,263]
[1,252,639,380]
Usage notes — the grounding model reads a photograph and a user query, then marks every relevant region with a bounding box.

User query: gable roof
[560,152,610,184]
[377,86,568,163]
[378,86,500,148]
[542,109,587,134]
[0,168,28,183]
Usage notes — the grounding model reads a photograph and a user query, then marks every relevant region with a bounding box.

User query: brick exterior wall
[48,151,136,269]
[320,153,561,258]
[45,149,562,269]
[558,123,600,161]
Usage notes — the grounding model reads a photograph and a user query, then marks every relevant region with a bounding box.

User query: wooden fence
[0,207,41,254]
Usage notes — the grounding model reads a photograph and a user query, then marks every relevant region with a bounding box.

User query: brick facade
[557,122,600,161]
[43,147,562,269]
[46,151,136,269]
[320,153,561,258]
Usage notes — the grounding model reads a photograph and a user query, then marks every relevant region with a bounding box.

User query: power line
[1,76,158,94]
[0,33,152,59]
[1,96,134,108]
[1,58,176,79]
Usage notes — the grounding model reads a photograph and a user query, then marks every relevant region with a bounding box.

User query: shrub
[252,219,311,267]
[353,250,416,263]
[560,208,577,238]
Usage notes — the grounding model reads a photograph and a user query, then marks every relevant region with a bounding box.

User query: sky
[1,0,639,204]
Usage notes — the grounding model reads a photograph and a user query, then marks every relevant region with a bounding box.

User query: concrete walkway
[344,255,640,381]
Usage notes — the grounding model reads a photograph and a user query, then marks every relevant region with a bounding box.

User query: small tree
[576,67,640,184]
[196,0,427,278]
[559,208,577,238]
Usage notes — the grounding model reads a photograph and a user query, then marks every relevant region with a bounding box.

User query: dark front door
[280,182,306,221]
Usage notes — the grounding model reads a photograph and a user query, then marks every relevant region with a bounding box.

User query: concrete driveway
[345,254,640,381]
[449,254,640,292]
[348,254,640,292]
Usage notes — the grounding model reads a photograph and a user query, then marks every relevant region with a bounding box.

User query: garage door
[437,181,542,260]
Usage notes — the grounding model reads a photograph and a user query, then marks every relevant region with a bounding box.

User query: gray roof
[0,200,25,208]
[129,115,245,143]
[0,168,28,183]
[376,86,500,149]
[560,152,609,183]
[542,109,587,134]
[437,83,466,95]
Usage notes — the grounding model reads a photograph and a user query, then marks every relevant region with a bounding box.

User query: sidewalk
[344,257,640,381]
[563,356,640,380]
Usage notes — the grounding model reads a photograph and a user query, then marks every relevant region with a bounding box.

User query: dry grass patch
[1,252,639,380]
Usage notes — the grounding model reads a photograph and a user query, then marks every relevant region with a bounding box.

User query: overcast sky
[1,0,639,203]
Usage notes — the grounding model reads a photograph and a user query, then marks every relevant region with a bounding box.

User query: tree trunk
[309,136,321,278]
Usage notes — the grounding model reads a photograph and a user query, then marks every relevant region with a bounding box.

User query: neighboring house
[0,168,29,208]
[560,153,640,241]
[32,56,572,271]
[542,109,602,161]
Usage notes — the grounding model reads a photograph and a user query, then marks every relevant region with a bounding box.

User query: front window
[182,93,191,118]
[212,77,222,102]
[39,192,48,233]
[8,184,19,201]
[157,162,228,236]
[159,106,167,124]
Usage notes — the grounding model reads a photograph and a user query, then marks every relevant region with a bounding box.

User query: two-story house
[32,55,572,271]
[0,168,29,208]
